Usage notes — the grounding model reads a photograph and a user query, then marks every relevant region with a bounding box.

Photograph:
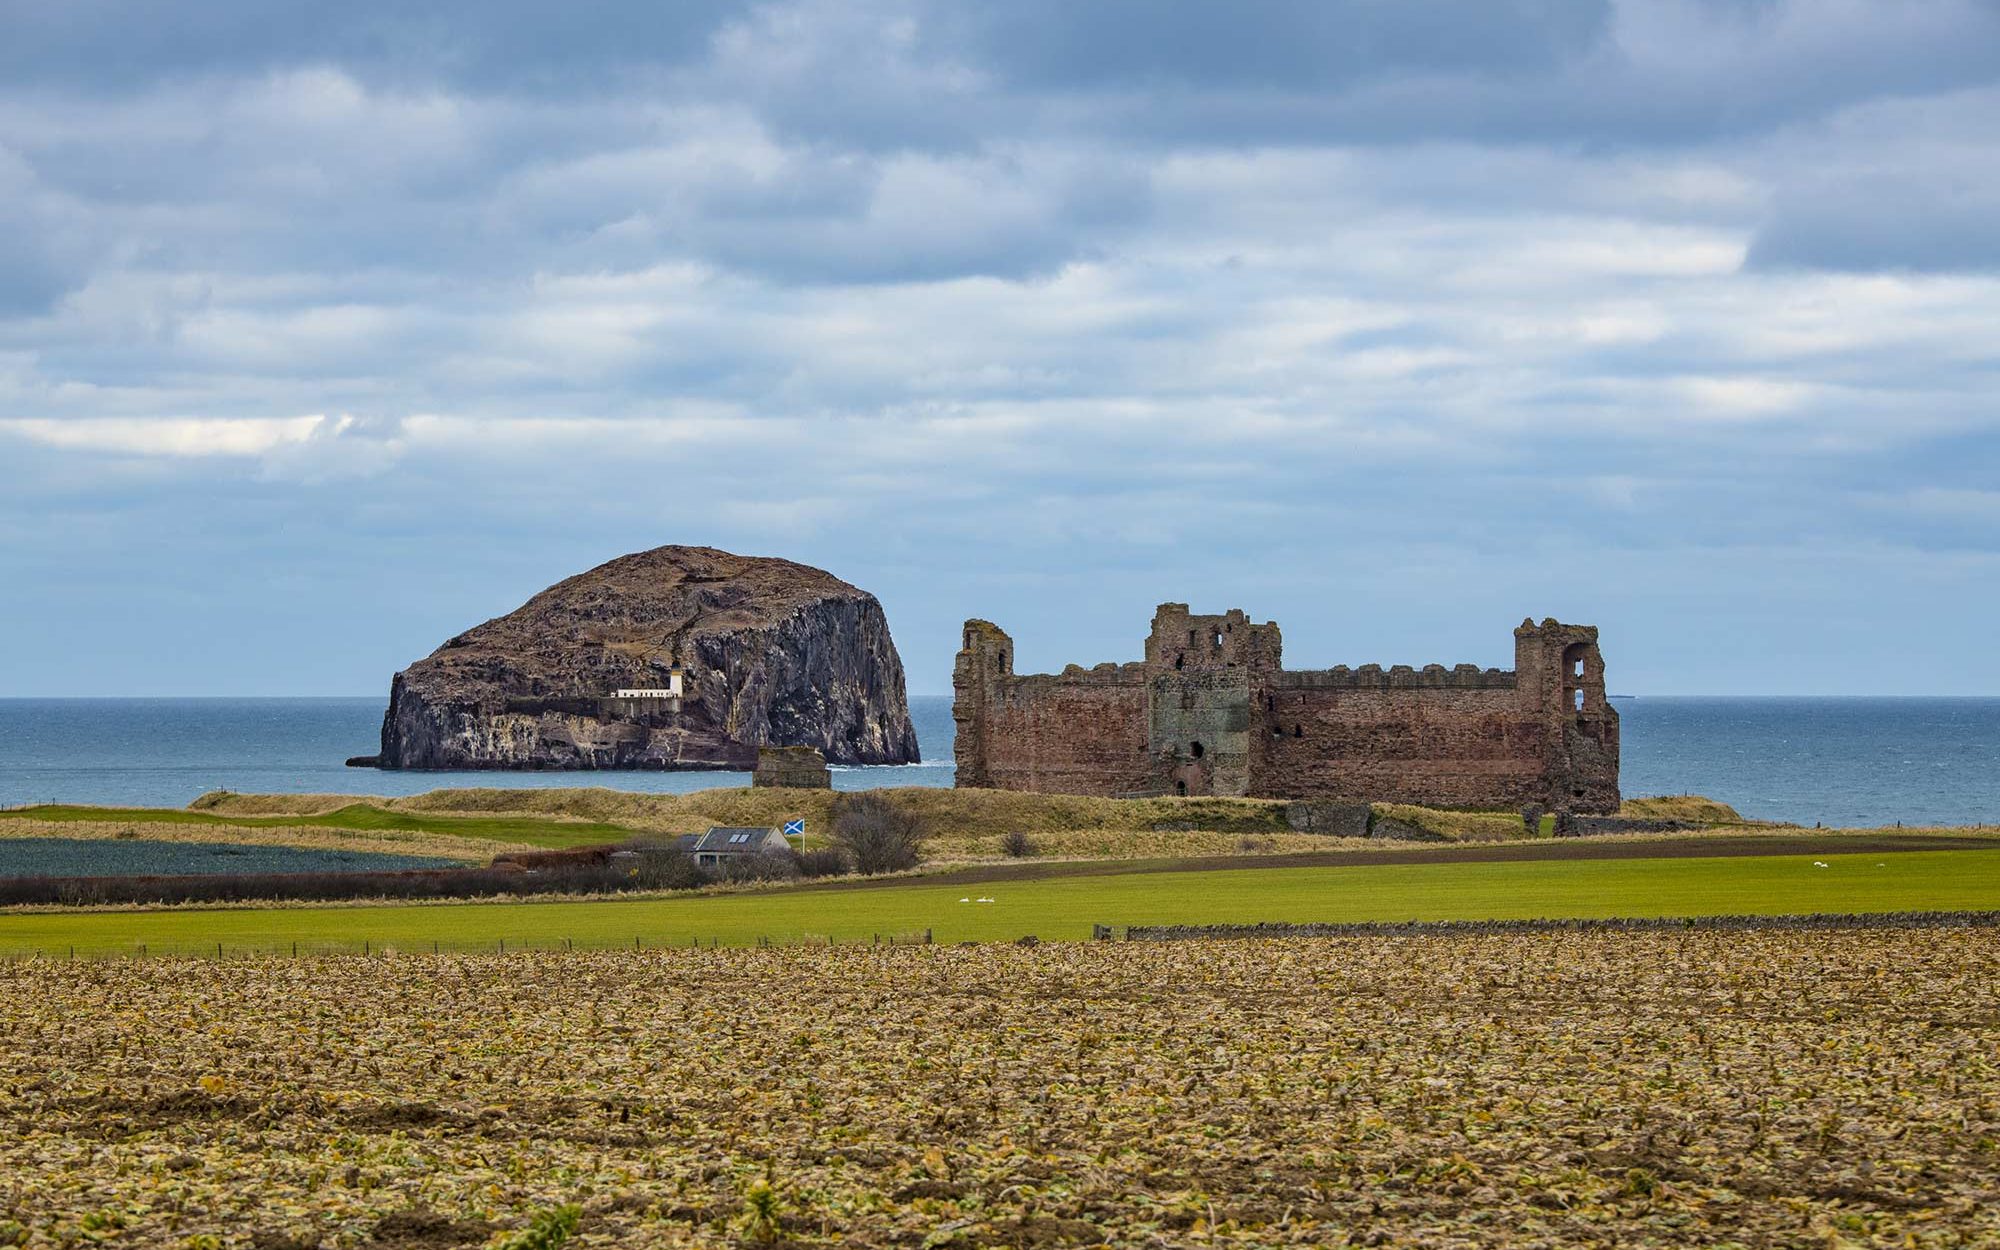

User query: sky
[2,0,1998,698]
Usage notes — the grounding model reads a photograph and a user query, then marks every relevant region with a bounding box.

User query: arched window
[1190,741,1205,759]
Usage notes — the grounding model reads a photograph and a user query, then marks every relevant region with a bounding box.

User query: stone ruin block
[752,745,832,790]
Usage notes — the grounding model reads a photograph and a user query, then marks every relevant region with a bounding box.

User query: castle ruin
[952,605,1619,813]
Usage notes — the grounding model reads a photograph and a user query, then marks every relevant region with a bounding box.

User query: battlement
[1274,664,1518,691]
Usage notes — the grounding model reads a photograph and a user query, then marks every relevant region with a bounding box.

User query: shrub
[712,852,800,884]
[1000,829,1036,858]
[794,847,852,878]
[828,792,927,875]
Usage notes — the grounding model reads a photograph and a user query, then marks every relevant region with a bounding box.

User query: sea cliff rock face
[374,546,921,770]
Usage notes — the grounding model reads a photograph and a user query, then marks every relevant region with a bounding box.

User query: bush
[794,847,852,878]
[712,852,800,884]
[828,792,927,875]
[1000,829,1036,858]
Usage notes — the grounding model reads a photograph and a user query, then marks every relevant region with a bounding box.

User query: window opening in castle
[1293,725,1304,738]
[1191,741,1205,759]
[1212,630,1223,649]
[1176,781,1187,796]
[1573,689,1586,711]
[1174,653,1185,670]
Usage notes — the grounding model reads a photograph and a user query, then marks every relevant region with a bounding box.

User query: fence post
[924,928,932,945]
[216,941,223,959]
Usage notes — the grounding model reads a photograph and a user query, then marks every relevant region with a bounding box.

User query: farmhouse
[688,826,792,868]
[953,604,1620,814]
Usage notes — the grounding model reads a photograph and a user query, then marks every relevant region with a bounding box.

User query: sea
[1,696,1997,828]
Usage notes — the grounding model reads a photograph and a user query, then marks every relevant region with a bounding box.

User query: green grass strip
[3,848,1996,957]
[0,804,634,848]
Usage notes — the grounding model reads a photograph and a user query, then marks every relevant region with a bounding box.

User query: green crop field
[0,803,635,849]
[3,847,1996,958]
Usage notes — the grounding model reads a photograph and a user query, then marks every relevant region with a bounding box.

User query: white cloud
[0,415,341,456]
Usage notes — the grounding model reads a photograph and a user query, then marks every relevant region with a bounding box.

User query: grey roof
[692,826,786,855]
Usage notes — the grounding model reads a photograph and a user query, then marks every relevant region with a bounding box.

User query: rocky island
[358,546,920,771]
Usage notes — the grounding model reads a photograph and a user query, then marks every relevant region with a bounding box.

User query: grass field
[4,846,1995,957]
[7,931,1996,1247]
[0,802,639,848]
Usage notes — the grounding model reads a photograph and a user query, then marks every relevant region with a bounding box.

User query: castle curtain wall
[1251,680,1549,806]
[960,671,1153,796]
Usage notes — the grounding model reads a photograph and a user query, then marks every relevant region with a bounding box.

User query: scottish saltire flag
[783,819,806,837]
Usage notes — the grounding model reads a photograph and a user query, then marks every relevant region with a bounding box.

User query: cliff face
[373,546,921,770]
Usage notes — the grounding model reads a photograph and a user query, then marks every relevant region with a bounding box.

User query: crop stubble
[3,930,1997,1247]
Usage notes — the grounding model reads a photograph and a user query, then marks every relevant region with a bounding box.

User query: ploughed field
[7,930,1998,1248]
[0,837,458,879]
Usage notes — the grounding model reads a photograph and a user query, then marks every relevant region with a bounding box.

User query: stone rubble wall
[1117,911,2000,942]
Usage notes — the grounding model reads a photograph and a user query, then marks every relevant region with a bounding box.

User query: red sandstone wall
[1251,685,1549,805]
[974,677,1154,796]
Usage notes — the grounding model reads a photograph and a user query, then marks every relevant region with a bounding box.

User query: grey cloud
[0,1,750,94]
[936,1,1612,91]
[1748,166,2000,274]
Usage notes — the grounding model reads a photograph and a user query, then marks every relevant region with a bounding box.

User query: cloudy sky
[3,0,1998,697]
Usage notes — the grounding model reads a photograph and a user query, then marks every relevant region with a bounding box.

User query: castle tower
[951,620,1013,789]
[1140,605,1278,798]
[1515,618,1619,812]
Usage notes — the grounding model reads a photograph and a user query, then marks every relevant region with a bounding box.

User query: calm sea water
[1,696,1996,827]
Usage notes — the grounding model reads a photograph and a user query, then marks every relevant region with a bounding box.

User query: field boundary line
[1115,908,2000,942]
